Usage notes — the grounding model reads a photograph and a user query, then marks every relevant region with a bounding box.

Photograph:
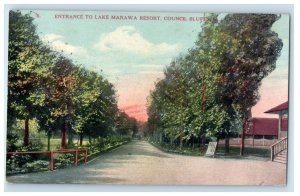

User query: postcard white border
[1,1,298,194]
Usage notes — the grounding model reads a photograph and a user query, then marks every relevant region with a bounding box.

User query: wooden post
[271,145,274,161]
[74,149,78,166]
[50,150,54,171]
[278,112,282,139]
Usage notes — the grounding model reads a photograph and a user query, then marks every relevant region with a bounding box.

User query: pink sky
[117,71,164,122]
[251,74,288,118]
[118,69,288,122]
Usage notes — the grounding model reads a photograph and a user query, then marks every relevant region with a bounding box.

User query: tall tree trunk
[170,136,173,145]
[159,133,162,143]
[202,134,206,148]
[225,135,230,154]
[200,134,206,151]
[88,135,92,144]
[216,138,220,153]
[80,132,84,146]
[180,129,183,150]
[23,117,29,146]
[61,123,67,149]
[192,135,194,148]
[47,131,51,151]
[68,124,73,146]
[240,119,246,156]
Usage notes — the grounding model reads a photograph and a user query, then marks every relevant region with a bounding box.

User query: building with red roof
[264,101,288,139]
[243,101,288,139]
[245,117,288,139]
[265,101,288,114]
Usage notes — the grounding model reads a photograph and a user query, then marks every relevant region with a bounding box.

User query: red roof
[245,117,288,136]
[265,101,288,114]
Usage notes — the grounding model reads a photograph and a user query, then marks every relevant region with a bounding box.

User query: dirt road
[6,140,286,185]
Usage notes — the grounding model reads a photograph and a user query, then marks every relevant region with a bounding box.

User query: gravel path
[6,140,287,185]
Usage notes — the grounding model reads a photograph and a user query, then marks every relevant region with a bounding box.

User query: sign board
[205,142,218,157]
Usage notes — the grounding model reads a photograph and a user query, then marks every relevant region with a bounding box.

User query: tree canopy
[7,10,137,149]
[147,13,283,153]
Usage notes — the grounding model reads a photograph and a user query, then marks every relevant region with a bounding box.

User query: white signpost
[205,142,218,158]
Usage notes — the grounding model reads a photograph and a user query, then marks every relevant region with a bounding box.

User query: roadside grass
[215,146,270,160]
[149,140,270,160]
[39,138,90,150]
[149,141,206,156]
[15,138,90,150]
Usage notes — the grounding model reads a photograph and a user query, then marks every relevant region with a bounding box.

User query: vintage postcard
[6,10,289,185]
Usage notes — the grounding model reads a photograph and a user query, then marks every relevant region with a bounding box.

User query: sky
[22,10,289,122]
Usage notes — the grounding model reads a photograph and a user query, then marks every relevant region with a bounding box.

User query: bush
[6,135,131,174]
[22,160,49,172]
[6,132,19,152]
[6,138,45,174]
[54,153,74,169]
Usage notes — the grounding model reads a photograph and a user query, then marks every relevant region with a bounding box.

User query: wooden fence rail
[7,149,88,171]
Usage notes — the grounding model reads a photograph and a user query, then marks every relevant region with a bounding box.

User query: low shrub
[7,135,131,174]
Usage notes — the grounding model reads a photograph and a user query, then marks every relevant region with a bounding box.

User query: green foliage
[6,132,19,152]
[7,10,138,174]
[22,160,49,173]
[54,153,74,169]
[150,140,206,156]
[6,136,131,174]
[147,13,283,146]
[7,10,136,151]
[6,141,45,174]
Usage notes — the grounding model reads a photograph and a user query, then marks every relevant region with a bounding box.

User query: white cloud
[42,33,87,56]
[93,26,180,56]
[42,33,63,42]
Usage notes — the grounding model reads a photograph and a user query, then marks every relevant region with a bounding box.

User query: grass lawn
[149,141,206,156]
[39,138,90,150]
[215,146,270,160]
[150,140,270,160]
[15,138,90,150]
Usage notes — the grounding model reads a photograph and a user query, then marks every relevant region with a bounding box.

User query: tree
[214,14,283,155]
[73,70,119,144]
[8,10,46,146]
[7,11,135,153]
[113,111,138,138]
[147,14,283,155]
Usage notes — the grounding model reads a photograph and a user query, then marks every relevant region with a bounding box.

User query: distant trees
[147,13,283,154]
[7,10,136,150]
[115,111,138,137]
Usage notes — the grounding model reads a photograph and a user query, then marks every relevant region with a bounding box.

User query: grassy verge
[149,140,270,160]
[78,140,130,163]
[215,146,270,160]
[149,140,206,156]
